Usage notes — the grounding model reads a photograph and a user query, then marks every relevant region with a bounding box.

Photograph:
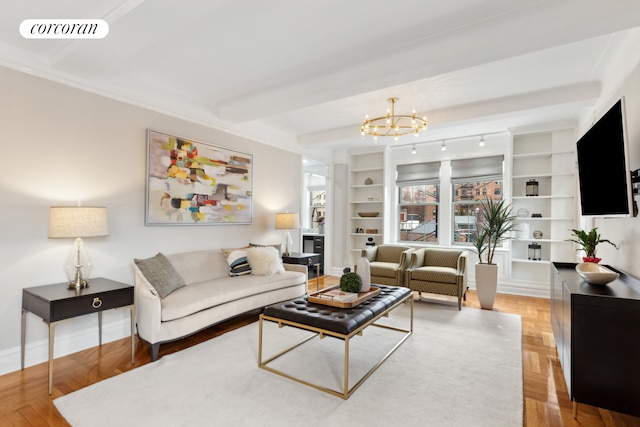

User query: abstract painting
[145,130,252,225]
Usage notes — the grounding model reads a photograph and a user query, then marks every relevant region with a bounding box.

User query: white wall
[0,66,302,374]
[584,61,640,276]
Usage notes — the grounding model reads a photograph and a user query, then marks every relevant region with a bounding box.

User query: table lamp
[275,212,300,257]
[48,206,109,289]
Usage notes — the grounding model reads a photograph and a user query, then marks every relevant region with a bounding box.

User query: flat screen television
[576,98,635,217]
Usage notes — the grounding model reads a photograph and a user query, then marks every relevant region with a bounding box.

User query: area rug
[54,302,523,427]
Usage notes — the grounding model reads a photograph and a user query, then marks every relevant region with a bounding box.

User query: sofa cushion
[424,248,461,269]
[411,266,458,284]
[375,245,411,263]
[134,252,186,298]
[166,249,230,284]
[160,271,304,321]
[247,246,285,276]
[370,261,400,278]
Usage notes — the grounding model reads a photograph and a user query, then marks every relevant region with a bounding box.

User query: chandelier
[361,97,427,142]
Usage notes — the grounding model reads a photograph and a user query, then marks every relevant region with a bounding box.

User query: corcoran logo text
[19,19,109,39]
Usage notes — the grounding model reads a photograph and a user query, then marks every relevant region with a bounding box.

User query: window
[396,162,440,243]
[450,156,504,244]
[309,189,325,230]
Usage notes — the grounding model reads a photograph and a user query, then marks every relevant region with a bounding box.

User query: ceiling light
[361,98,427,141]
[479,135,485,147]
[411,145,416,155]
[441,141,446,151]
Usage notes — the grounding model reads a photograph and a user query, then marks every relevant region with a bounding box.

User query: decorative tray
[308,285,381,308]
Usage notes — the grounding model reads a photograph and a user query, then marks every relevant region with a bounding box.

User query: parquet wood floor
[2,276,639,426]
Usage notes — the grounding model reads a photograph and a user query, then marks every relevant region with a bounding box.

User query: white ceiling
[3,0,640,160]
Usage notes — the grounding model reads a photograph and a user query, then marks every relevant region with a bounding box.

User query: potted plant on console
[567,227,618,263]
[472,197,516,310]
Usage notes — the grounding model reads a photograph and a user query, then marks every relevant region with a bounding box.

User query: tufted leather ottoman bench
[258,284,413,399]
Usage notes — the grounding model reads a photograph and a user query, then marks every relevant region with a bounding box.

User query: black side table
[282,252,321,290]
[21,277,135,394]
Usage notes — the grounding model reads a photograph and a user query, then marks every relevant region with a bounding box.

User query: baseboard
[0,318,133,376]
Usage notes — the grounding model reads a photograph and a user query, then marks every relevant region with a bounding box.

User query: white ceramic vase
[356,253,371,292]
[475,263,498,310]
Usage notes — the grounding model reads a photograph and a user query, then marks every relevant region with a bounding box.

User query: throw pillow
[247,246,285,276]
[249,242,282,255]
[133,252,186,298]
[224,248,252,276]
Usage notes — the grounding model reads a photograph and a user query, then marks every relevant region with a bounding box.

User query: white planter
[475,263,498,310]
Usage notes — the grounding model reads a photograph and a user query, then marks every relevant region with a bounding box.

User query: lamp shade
[275,212,300,230]
[48,206,110,238]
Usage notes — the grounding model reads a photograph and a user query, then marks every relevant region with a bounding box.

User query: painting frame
[145,129,253,226]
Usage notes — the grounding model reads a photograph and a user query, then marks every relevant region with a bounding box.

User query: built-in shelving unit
[348,150,385,266]
[510,130,576,286]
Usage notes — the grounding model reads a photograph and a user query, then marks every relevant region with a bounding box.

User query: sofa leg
[458,296,462,310]
[151,343,160,362]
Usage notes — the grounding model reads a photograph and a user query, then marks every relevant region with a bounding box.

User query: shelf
[513,238,568,243]
[512,258,551,264]
[349,150,385,266]
[514,217,573,221]
[513,173,574,179]
[512,150,574,159]
[510,130,576,287]
[351,167,382,173]
[512,195,573,200]
[351,183,384,189]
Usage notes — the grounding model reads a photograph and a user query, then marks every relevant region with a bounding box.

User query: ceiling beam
[297,82,601,146]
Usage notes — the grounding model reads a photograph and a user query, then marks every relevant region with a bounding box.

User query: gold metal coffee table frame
[258,293,413,399]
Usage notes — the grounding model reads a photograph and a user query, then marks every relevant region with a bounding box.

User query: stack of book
[316,289,358,302]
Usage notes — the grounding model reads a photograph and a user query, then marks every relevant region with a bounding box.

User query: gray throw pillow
[134,252,185,298]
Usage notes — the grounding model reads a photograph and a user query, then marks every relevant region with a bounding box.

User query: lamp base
[68,280,89,289]
[68,265,89,289]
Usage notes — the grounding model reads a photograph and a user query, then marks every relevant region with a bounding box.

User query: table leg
[98,311,103,346]
[48,321,58,395]
[21,309,27,370]
[130,305,135,364]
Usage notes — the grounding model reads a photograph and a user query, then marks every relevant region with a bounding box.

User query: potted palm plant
[567,227,618,263]
[472,197,517,309]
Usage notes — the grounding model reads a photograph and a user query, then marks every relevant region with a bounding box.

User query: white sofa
[133,247,308,361]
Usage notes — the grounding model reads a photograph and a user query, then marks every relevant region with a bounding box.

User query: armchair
[406,248,468,310]
[358,244,413,287]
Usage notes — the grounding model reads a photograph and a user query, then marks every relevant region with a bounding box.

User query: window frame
[397,180,440,244]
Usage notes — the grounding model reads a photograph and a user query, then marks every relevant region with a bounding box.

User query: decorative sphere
[340,272,362,293]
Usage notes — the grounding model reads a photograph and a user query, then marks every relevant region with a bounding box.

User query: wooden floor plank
[1,276,638,426]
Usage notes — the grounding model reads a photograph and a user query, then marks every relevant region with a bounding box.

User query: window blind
[450,155,504,180]
[396,162,440,183]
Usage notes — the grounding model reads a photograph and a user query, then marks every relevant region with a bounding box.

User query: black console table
[21,278,135,395]
[551,262,640,418]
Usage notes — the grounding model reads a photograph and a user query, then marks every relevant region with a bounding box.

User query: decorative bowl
[575,263,619,285]
[358,212,379,217]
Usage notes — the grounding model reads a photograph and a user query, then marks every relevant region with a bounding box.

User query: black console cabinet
[302,234,324,277]
[551,262,640,418]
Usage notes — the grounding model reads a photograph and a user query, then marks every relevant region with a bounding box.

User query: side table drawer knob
[92,297,103,309]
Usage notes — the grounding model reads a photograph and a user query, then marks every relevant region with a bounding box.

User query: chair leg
[458,296,462,310]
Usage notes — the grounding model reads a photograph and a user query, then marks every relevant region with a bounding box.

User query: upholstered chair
[406,248,468,310]
[357,245,413,287]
